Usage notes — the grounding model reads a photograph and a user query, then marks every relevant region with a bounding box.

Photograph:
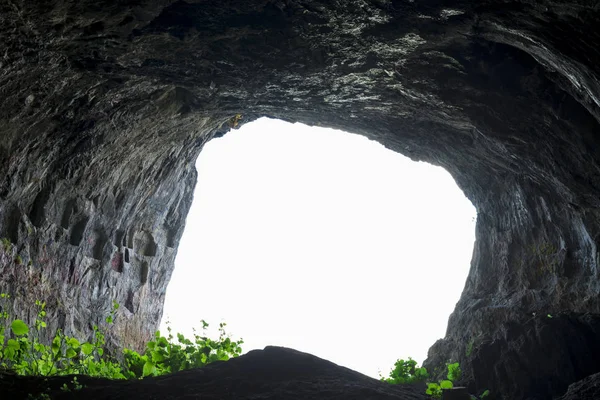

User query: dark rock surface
[0,346,428,400]
[466,313,600,399]
[556,371,600,400]
[1,1,600,399]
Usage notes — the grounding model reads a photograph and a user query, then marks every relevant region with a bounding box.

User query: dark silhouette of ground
[0,346,428,400]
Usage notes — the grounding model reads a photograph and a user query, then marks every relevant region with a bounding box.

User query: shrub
[0,296,124,378]
[381,357,472,399]
[0,293,243,387]
[379,357,428,384]
[122,320,243,378]
[425,362,462,399]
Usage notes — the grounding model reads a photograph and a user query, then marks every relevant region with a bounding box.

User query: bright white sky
[160,117,476,379]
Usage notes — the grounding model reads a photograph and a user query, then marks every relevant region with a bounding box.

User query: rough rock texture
[0,346,429,400]
[557,371,600,400]
[1,1,600,399]
[465,313,600,399]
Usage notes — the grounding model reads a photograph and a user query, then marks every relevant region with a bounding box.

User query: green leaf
[446,362,462,382]
[81,343,94,355]
[52,336,61,354]
[426,383,441,395]
[66,348,77,358]
[7,339,19,351]
[440,380,453,389]
[11,320,29,336]
[142,361,155,377]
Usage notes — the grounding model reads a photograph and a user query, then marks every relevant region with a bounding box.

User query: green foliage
[27,393,51,400]
[14,255,23,265]
[466,339,474,357]
[447,362,462,382]
[0,292,244,393]
[122,320,243,379]
[1,237,12,252]
[379,357,428,384]
[480,389,490,398]
[61,376,84,392]
[381,357,465,399]
[11,319,29,336]
[426,380,452,398]
[425,362,462,399]
[425,382,442,398]
[0,297,124,378]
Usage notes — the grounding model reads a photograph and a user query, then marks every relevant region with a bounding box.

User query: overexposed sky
[161,117,476,379]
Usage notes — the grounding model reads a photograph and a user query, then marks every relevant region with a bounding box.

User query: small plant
[381,358,467,398]
[1,237,12,252]
[123,319,243,378]
[27,393,51,400]
[447,362,462,381]
[480,389,490,398]
[14,255,23,265]
[379,357,428,384]
[466,338,474,357]
[61,376,84,392]
[425,362,462,399]
[227,114,243,129]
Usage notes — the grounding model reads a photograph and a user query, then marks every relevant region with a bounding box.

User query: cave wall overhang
[1,1,599,398]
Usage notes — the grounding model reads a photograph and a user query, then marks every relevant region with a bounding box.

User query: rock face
[0,1,599,398]
[557,371,600,400]
[0,346,429,400]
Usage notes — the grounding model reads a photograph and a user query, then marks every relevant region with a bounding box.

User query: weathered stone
[461,313,600,399]
[0,1,599,399]
[557,371,600,400]
[442,387,471,400]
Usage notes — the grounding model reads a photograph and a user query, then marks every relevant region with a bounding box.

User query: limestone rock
[556,371,600,400]
[0,1,599,399]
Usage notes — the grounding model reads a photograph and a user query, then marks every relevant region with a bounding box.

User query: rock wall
[1,1,599,398]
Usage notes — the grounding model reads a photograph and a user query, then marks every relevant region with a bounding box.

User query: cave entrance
[161,117,476,378]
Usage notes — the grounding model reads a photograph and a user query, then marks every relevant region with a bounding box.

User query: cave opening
[160,117,476,378]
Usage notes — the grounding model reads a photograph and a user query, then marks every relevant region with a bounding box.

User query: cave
[1,1,600,399]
